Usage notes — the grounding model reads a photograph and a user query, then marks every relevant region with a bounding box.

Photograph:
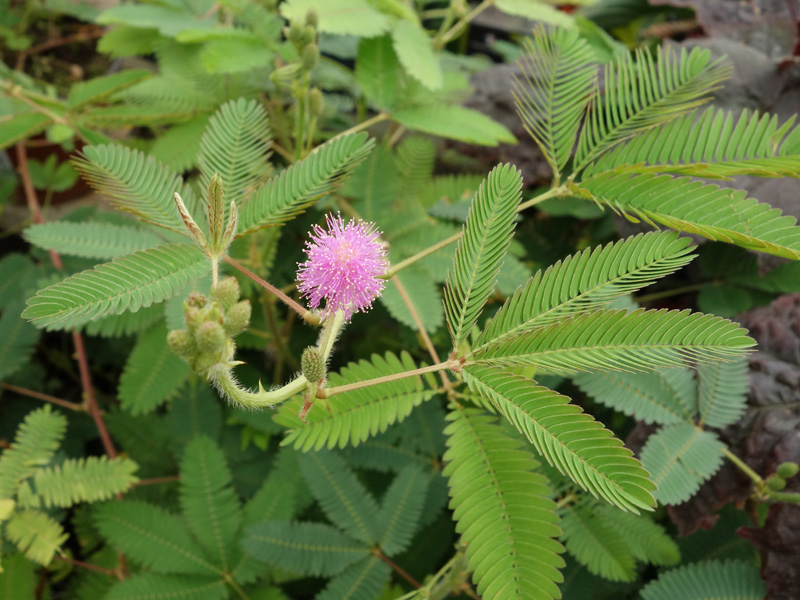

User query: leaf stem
[134,476,180,487]
[53,556,121,580]
[224,256,320,325]
[317,360,460,399]
[3,81,67,125]
[434,0,492,49]
[0,383,84,412]
[333,112,389,140]
[722,446,800,505]
[635,283,706,304]
[373,548,421,588]
[383,233,462,279]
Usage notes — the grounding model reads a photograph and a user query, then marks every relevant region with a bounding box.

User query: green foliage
[23,244,211,330]
[275,351,437,451]
[0,554,37,599]
[281,0,391,37]
[6,510,68,566]
[119,323,191,414]
[0,300,40,382]
[392,20,442,91]
[587,107,800,179]
[393,105,517,146]
[379,264,444,332]
[444,164,523,350]
[640,560,766,600]
[444,407,564,599]
[513,26,596,174]
[463,366,655,512]
[696,358,749,428]
[376,465,428,556]
[198,98,273,205]
[356,35,401,110]
[67,70,152,110]
[24,221,163,260]
[72,145,191,235]
[33,456,138,508]
[237,133,375,236]
[104,574,228,600]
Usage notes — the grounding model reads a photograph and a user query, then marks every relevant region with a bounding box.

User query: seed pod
[195,321,226,355]
[767,476,787,491]
[777,462,799,479]
[167,329,196,359]
[224,300,251,336]
[212,276,240,310]
[301,347,325,383]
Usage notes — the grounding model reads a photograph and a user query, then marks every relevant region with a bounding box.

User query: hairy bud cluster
[167,276,251,376]
[301,347,326,383]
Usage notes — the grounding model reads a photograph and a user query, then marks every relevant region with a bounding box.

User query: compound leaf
[34,456,138,508]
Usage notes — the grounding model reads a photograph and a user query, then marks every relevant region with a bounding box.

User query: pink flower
[297,213,388,321]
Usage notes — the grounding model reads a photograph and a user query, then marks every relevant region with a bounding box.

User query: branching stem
[373,548,421,588]
[0,383,84,412]
[317,361,460,399]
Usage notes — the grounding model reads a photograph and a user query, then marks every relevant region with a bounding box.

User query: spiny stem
[224,256,320,325]
[0,383,84,412]
[317,361,460,399]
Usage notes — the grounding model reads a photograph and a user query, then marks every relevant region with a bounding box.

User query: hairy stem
[317,361,460,399]
[224,256,319,325]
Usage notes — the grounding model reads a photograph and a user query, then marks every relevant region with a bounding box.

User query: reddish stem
[374,549,421,588]
[135,475,180,486]
[15,26,105,71]
[54,556,121,580]
[0,383,84,412]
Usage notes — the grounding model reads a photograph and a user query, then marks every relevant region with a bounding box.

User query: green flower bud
[195,321,226,355]
[207,174,225,251]
[301,44,319,71]
[305,8,318,28]
[309,87,324,117]
[224,300,251,337]
[777,462,799,479]
[288,21,304,45]
[301,25,316,46]
[301,346,325,383]
[767,476,787,491]
[186,293,207,309]
[212,276,240,310]
[185,306,204,331]
[270,63,302,85]
[167,329,196,359]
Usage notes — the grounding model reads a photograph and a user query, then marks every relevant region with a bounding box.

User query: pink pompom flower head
[297,213,389,321]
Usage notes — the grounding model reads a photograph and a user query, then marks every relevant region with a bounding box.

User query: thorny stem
[373,548,421,588]
[317,361,460,399]
[0,383,84,412]
[224,256,320,325]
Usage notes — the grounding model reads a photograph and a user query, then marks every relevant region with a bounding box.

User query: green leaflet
[104,574,228,600]
[474,231,696,350]
[392,20,443,91]
[444,164,522,351]
[513,26,596,174]
[83,302,165,338]
[72,145,190,234]
[67,69,151,110]
[23,243,211,330]
[575,45,730,171]
[395,136,436,199]
[462,365,656,512]
[198,98,273,205]
[179,436,242,572]
[640,423,725,505]
[6,510,68,565]
[472,308,753,375]
[0,406,66,500]
[0,113,51,151]
[33,456,139,508]
[24,221,163,260]
[380,264,444,332]
[0,554,37,598]
[93,500,221,575]
[579,171,800,259]
[241,521,370,577]
[572,369,695,425]
[355,35,401,110]
[0,300,40,382]
[149,115,210,172]
[118,322,191,415]
[586,107,800,179]
[640,559,766,600]
[376,465,428,556]
[237,133,375,236]
[696,357,749,428]
[341,143,398,222]
[392,105,517,146]
[280,0,391,37]
[443,407,564,600]
[275,351,436,451]
[316,556,391,600]
[299,451,380,545]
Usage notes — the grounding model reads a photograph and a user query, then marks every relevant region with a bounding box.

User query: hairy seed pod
[195,321,226,355]
[167,329,196,359]
[224,300,251,336]
[212,276,240,310]
[777,462,799,479]
[301,347,325,383]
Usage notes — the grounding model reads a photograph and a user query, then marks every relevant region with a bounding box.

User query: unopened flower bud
[224,300,251,336]
[302,25,316,46]
[167,329,196,359]
[305,8,318,28]
[186,293,207,309]
[309,88,324,117]
[288,21,304,46]
[767,476,787,491]
[301,44,319,71]
[212,277,240,310]
[301,346,325,383]
[195,321,226,355]
[185,306,204,330]
[208,174,225,251]
[777,462,799,479]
